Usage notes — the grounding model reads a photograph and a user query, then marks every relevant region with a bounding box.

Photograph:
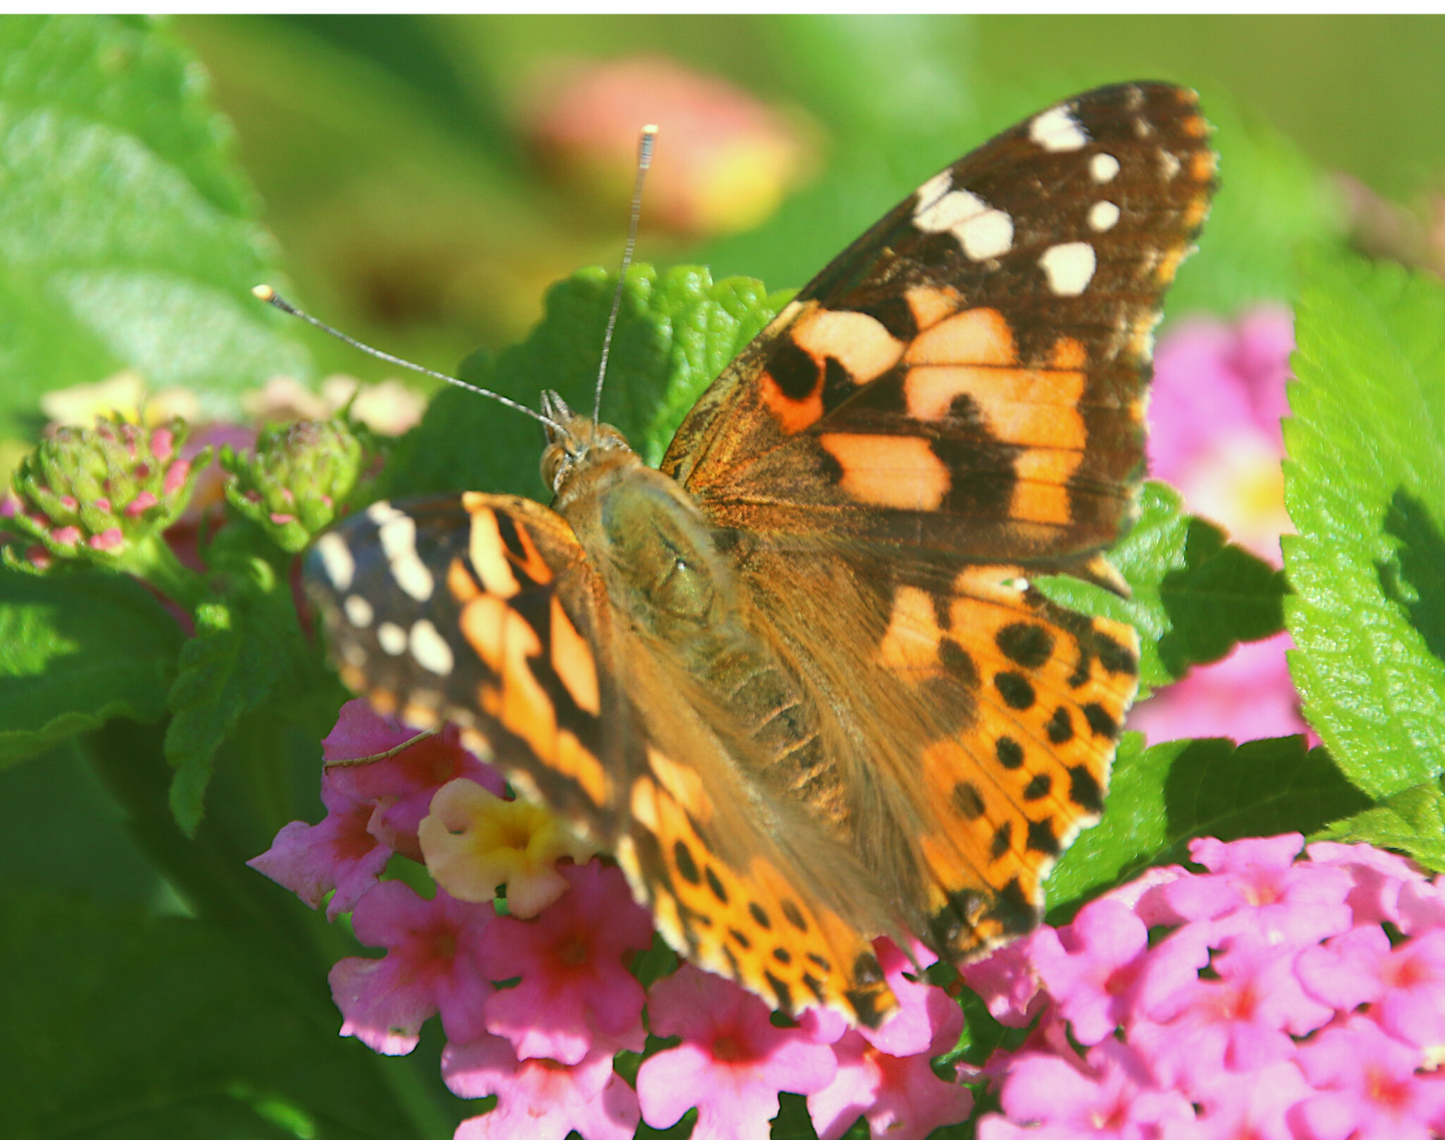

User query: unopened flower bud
[221,419,372,553]
[2,415,209,569]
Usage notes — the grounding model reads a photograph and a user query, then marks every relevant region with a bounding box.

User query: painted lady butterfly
[305,83,1215,1027]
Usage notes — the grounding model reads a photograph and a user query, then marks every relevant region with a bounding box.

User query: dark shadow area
[1378,487,1445,666]
[1156,517,1287,679]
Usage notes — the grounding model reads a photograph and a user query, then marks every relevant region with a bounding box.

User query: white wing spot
[377,621,407,656]
[378,513,434,602]
[1039,242,1097,296]
[409,619,454,676]
[1029,105,1089,152]
[1088,201,1121,232]
[1090,153,1120,183]
[366,500,403,525]
[913,188,1013,260]
[1159,149,1182,180]
[314,533,355,592]
[914,168,953,211]
[344,594,374,627]
[340,640,367,667]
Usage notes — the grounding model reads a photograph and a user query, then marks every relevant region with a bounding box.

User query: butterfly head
[540,390,635,497]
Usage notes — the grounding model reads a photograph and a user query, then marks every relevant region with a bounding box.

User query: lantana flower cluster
[250,701,977,1140]
[965,833,1445,1140]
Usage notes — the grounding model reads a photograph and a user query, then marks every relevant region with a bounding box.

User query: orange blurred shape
[525,54,815,239]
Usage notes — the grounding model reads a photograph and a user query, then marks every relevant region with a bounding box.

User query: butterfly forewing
[664,82,1215,571]
[306,493,630,844]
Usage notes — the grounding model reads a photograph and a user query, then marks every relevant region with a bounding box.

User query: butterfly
[304,82,1216,1027]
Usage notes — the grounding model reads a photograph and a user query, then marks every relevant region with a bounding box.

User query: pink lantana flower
[1133,930,1332,1090]
[1294,1017,1445,1140]
[1186,1061,1314,1140]
[637,963,838,1140]
[1030,897,1149,1046]
[247,772,391,920]
[808,1029,975,1140]
[979,1039,1195,1140]
[443,1036,639,1140]
[1147,306,1294,564]
[808,938,972,1140]
[324,700,505,862]
[478,860,651,1065]
[957,933,1047,1028]
[329,880,492,1054]
[1308,839,1425,927]
[1157,834,1354,947]
[1301,926,1445,1055]
[1130,305,1311,748]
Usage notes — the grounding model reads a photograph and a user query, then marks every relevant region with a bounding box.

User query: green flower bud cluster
[3,416,210,570]
[221,419,372,553]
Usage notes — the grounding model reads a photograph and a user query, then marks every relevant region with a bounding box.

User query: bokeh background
[170,13,1445,385]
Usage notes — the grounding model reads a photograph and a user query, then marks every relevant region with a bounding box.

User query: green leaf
[0,15,310,437]
[1037,482,1287,697]
[1316,780,1445,872]
[0,567,183,765]
[387,264,787,500]
[1284,252,1445,799]
[164,566,300,834]
[1046,734,1371,914]
[1,887,430,1140]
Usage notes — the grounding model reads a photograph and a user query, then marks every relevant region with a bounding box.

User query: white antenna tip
[642,124,659,136]
[252,284,275,301]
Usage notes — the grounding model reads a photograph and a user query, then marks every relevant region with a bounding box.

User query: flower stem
[124,531,206,610]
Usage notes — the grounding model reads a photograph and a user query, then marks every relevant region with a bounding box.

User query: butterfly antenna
[591,124,658,428]
[251,285,564,433]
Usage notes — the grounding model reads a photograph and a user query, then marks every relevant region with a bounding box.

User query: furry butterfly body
[306,82,1216,1026]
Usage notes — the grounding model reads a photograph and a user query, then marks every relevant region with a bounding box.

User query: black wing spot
[728,926,752,950]
[1023,774,1051,801]
[994,671,1036,710]
[939,638,980,688]
[1047,706,1074,744]
[673,841,701,885]
[1083,702,1120,739]
[1095,630,1139,676]
[781,899,809,932]
[772,947,793,965]
[749,902,772,929]
[1027,817,1060,857]
[806,952,832,973]
[763,970,794,1015]
[986,876,1040,939]
[821,356,857,413]
[853,952,884,986]
[769,337,821,400]
[852,293,918,341]
[1069,764,1105,813]
[846,987,886,1028]
[705,866,729,905]
[802,972,826,1002]
[996,623,1055,669]
[952,781,987,820]
[996,736,1025,769]
[491,510,529,563]
[990,820,1013,861]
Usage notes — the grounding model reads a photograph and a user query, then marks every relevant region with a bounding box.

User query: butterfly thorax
[542,397,839,819]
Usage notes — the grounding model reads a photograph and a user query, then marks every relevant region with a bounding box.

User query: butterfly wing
[308,492,902,1024]
[657,83,1212,959]
[306,493,631,844]
[663,82,1214,575]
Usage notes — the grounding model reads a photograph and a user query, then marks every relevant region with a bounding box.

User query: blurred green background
[169,13,1445,389]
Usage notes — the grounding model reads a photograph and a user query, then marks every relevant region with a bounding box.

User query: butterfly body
[306,82,1216,1027]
